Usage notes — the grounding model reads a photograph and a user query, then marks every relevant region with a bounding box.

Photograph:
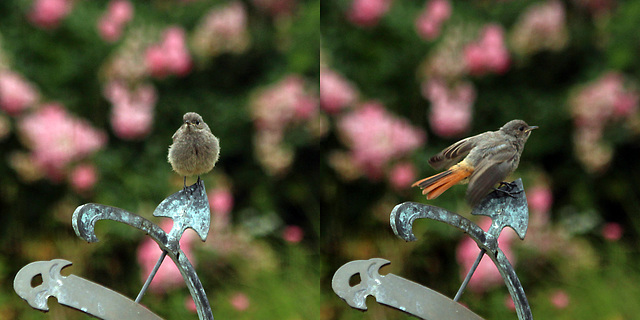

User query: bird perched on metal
[168,112,220,188]
[412,119,537,207]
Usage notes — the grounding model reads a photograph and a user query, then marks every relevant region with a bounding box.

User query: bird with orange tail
[412,119,537,207]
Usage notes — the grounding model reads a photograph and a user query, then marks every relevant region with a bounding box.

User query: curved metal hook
[72,203,213,320]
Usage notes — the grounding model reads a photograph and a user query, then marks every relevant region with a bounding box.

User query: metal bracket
[14,181,214,320]
[333,179,533,320]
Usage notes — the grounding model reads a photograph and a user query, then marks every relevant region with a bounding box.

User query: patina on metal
[13,259,162,320]
[332,258,483,320]
[389,178,532,320]
[71,180,213,320]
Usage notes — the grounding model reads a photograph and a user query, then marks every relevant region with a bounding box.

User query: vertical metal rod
[453,248,486,302]
[135,250,168,303]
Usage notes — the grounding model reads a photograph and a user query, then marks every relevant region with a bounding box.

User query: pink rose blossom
[209,188,234,215]
[69,164,98,192]
[108,0,134,25]
[320,68,358,114]
[422,79,475,137]
[527,185,553,214]
[105,81,156,140]
[208,188,234,231]
[457,216,516,293]
[229,292,250,311]
[464,24,510,75]
[145,27,192,78]
[97,0,134,42]
[192,2,250,57]
[338,102,426,179]
[19,103,107,181]
[185,297,197,313]
[137,219,198,293]
[0,71,39,115]
[388,162,417,191]
[570,72,639,172]
[504,295,516,311]
[550,290,570,309]
[28,0,72,29]
[98,16,122,42]
[511,1,568,56]
[602,222,623,241]
[251,75,318,130]
[415,0,451,40]
[282,225,304,243]
[347,0,391,27]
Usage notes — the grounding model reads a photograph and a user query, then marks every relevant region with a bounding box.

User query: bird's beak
[184,120,192,126]
[526,126,538,132]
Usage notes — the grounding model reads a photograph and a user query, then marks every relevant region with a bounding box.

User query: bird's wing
[465,143,517,206]
[428,134,481,170]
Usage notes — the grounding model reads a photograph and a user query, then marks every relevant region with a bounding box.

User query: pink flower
[105,81,156,140]
[137,219,198,293]
[570,72,639,172]
[282,225,304,243]
[338,102,426,179]
[98,17,122,42]
[602,222,623,241]
[347,0,391,27]
[192,2,250,57]
[320,68,358,114]
[251,75,318,131]
[415,0,451,40]
[97,0,134,42]
[208,188,233,231]
[550,290,570,309]
[145,27,192,78]
[185,297,197,313]
[422,79,475,137]
[69,164,98,192]
[511,1,568,56]
[28,0,72,29]
[504,295,516,311]
[209,188,234,215]
[464,24,510,75]
[0,71,39,115]
[107,0,134,25]
[388,162,417,191]
[456,216,516,293]
[19,104,107,181]
[229,292,250,311]
[527,185,553,214]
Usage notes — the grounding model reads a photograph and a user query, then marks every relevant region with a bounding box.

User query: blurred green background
[0,0,319,319]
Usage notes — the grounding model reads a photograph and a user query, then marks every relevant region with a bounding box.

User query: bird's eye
[195,120,200,125]
[519,126,524,131]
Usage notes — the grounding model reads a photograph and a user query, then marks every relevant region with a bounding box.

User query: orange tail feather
[412,162,473,200]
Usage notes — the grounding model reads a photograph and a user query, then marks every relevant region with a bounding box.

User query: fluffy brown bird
[168,112,220,187]
[412,119,537,207]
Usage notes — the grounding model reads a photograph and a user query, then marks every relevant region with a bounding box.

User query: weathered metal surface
[388,178,532,320]
[332,258,484,320]
[153,180,211,243]
[71,181,213,320]
[13,259,162,320]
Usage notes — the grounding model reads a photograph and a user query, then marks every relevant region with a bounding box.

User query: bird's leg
[493,181,521,198]
[183,176,187,190]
